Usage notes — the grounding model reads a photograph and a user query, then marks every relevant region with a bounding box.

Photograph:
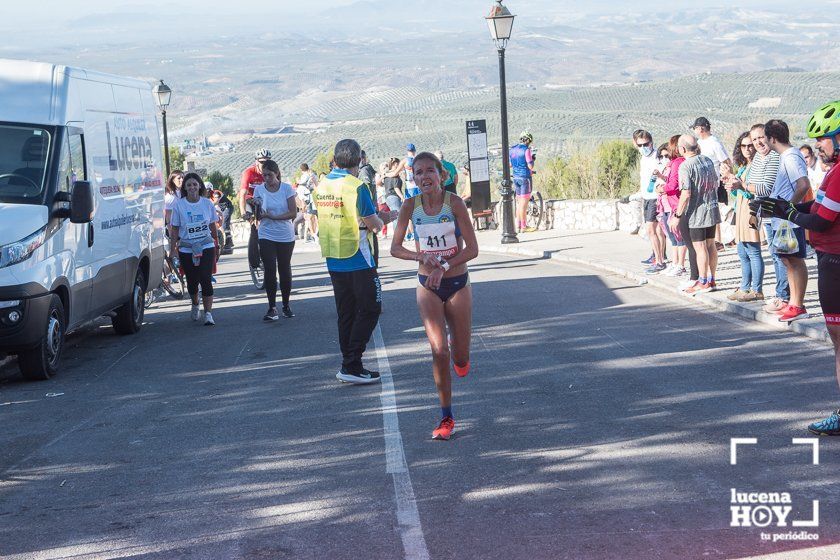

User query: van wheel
[112,269,145,335]
[18,295,65,381]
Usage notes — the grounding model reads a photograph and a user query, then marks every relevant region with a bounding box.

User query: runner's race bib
[185,212,210,240]
[416,221,458,258]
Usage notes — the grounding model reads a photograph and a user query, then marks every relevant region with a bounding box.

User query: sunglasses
[740,143,755,149]
[636,141,652,148]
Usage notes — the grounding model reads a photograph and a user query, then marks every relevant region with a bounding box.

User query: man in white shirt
[800,144,826,192]
[692,117,733,248]
[765,119,811,322]
[630,129,667,272]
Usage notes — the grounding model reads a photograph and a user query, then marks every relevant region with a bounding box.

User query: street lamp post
[486,0,518,244]
[153,80,172,177]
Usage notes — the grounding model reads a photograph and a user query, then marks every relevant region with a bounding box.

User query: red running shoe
[778,305,808,322]
[432,417,455,440]
[454,362,470,378]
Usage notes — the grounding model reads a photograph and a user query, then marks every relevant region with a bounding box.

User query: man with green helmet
[751,100,840,434]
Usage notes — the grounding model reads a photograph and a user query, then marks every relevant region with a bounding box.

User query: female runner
[390,152,479,440]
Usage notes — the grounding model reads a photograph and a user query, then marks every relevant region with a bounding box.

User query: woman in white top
[252,159,298,321]
[169,173,219,325]
[164,170,183,228]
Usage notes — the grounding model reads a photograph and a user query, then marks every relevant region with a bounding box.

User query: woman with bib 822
[169,172,219,326]
[390,152,478,440]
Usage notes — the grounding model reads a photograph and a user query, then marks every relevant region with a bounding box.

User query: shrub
[204,170,238,216]
[537,139,639,200]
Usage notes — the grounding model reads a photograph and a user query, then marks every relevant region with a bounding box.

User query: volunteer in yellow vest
[315,139,386,385]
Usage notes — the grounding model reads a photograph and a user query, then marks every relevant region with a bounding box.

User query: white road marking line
[373,324,430,560]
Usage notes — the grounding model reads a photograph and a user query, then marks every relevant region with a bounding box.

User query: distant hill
[190,70,840,179]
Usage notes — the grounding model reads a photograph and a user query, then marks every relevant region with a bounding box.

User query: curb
[482,244,831,345]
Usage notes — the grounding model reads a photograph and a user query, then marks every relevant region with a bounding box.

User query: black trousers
[678,216,700,281]
[248,224,261,269]
[259,239,294,309]
[329,267,382,374]
[179,248,215,297]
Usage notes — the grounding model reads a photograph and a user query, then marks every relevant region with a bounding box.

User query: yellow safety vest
[314,173,369,259]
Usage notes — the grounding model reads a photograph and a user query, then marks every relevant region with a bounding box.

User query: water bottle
[647,174,656,194]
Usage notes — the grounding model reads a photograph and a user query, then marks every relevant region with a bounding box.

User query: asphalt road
[1,245,839,560]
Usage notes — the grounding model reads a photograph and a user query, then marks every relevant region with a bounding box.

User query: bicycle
[492,191,543,231]
[144,256,186,309]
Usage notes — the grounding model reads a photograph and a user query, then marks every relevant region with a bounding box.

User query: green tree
[168,146,185,173]
[204,170,238,217]
[311,151,333,178]
[595,140,638,199]
[204,171,234,195]
[537,139,638,200]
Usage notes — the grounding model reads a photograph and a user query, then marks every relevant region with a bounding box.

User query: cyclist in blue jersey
[510,132,536,233]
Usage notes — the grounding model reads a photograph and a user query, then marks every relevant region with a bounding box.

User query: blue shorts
[418,272,469,302]
[513,177,532,197]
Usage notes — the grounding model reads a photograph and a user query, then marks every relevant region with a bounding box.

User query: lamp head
[485,0,515,48]
[153,79,172,110]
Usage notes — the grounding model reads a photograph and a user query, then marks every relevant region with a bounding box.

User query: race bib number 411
[416,222,457,257]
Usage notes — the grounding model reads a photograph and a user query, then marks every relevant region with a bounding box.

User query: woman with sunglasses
[723,132,764,301]
[658,135,688,278]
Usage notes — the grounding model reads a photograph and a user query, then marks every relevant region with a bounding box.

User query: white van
[0,59,165,380]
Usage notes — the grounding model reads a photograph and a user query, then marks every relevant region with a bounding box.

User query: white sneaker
[678,279,697,291]
[204,311,215,326]
[191,305,201,321]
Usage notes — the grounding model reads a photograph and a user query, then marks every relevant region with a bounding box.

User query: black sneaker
[263,308,279,321]
[335,367,381,384]
[282,306,295,318]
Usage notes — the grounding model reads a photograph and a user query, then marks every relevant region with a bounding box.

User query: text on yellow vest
[314,173,372,259]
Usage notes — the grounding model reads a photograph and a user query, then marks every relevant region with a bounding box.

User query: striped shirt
[746,151,780,197]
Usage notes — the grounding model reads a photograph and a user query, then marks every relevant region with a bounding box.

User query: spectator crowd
[625,116,832,323]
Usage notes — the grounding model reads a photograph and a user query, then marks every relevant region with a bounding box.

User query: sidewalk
[475,227,830,344]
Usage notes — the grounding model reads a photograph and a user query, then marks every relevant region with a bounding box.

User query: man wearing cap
[692,118,733,249]
[239,149,270,269]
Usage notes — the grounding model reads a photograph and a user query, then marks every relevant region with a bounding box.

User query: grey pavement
[477,227,831,344]
[1,242,839,559]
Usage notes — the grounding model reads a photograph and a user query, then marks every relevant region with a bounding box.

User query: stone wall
[544,199,643,233]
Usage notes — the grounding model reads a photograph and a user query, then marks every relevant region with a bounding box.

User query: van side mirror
[70,181,94,224]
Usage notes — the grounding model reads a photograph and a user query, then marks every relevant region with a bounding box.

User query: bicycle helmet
[520,131,533,144]
[808,100,840,160]
[255,148,272,160]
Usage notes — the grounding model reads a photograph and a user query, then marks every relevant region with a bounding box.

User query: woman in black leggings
[251,160,298,321]
[169,173,219,325]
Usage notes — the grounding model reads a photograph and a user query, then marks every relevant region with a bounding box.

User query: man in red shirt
[753,100,840,435]
[239,149,271,269]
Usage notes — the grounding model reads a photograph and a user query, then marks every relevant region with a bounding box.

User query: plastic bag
[771,221,799,255]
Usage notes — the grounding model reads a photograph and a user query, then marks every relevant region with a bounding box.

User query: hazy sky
[1,0,806,51]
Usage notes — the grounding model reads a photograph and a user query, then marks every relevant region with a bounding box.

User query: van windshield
[0,124,52,205]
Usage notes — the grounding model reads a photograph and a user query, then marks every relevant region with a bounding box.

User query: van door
[58,126,95,326]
